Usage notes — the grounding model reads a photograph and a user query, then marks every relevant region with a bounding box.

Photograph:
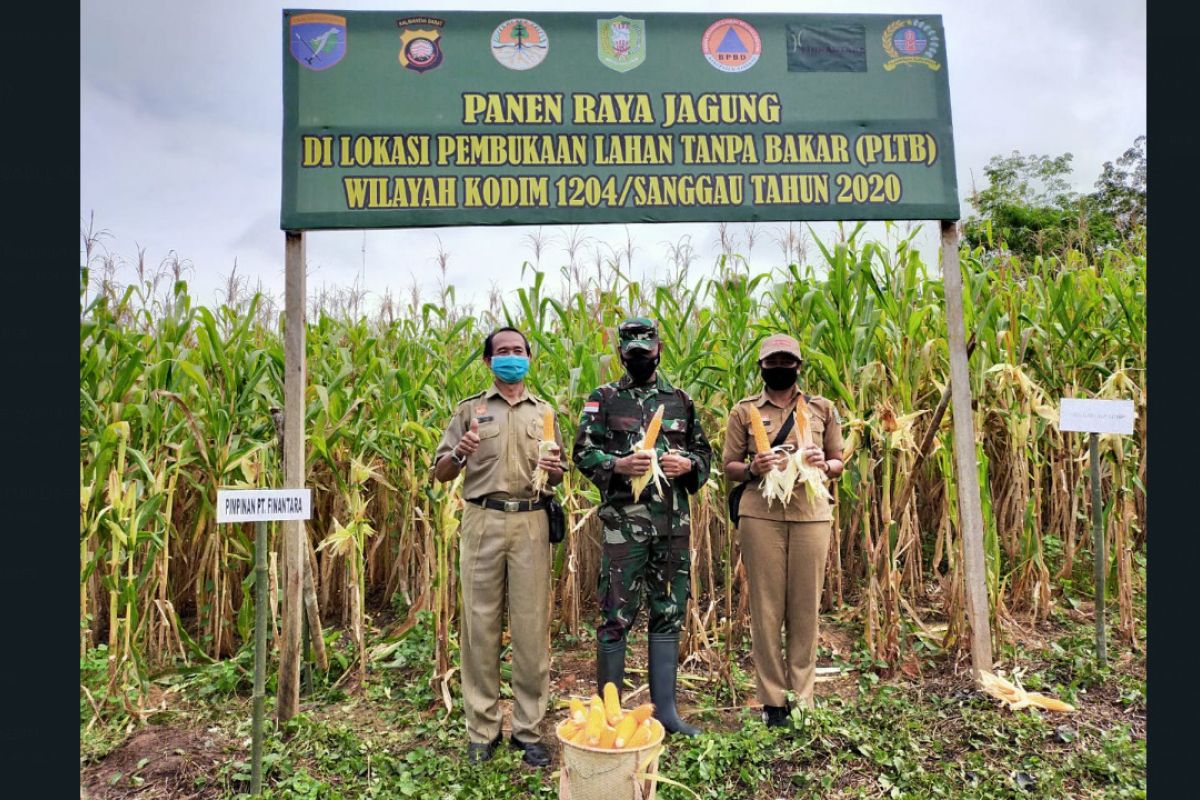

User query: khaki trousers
[739,518,830,707]
[459,503,551,744]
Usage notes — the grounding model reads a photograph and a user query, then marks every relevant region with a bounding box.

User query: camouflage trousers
[596,529,692,644]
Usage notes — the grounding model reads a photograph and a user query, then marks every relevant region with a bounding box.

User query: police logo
[882,19,941,71]
[701,18,761,73]
[598,16,646,73]
[289,12,348,71]
[397,17,445,73]
[491,18,549,71]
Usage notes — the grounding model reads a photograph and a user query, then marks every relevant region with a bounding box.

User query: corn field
[80,224,1145,703]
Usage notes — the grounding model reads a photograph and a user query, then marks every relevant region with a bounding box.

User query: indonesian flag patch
[583,401,601,414]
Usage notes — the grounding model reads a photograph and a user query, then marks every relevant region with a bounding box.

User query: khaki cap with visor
[758,333,803,362]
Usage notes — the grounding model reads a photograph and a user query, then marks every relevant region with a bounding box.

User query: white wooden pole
[278,231,306,723]
[939,219,994,677]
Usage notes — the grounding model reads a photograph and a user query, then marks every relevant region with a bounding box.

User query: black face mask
[623,353,659,384]
[761,366,798,391]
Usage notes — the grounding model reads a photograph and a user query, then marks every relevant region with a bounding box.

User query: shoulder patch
[583,400,601,415]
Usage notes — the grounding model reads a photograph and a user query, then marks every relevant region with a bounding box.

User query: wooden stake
[252,521,268,795]
[939,220,993,677]
[1090,433,1107,667]
[278,231,306,723]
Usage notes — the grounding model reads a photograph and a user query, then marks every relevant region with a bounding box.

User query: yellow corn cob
[640,405,665,450]
[748,405,771,452]
[542,407,555,440]
[559,720,580,740]
[794,395,811,442]
[585,698,606,743]
[597,724,618,748]
[627,720,651,748]
[629,703,654,724]
[603,682,622,725]
[568,697,586,724]
[571,726,590,745]
[612,713,639,748]
[1025,693,1075,712]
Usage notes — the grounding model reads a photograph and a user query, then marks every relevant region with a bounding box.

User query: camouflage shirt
[573,373,712,538]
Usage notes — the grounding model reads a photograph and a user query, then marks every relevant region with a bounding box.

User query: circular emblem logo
[892,24,929,57]
[405,37,439,68]
[881,19,941,71]
[701,18,761,73]
[491,18,549,71]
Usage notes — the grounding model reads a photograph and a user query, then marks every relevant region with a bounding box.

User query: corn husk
[759,445,799,508]
[531,439,558,493]
[978,670,1075,713]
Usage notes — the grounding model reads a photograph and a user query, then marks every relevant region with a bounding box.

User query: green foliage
[964,139,1145,259]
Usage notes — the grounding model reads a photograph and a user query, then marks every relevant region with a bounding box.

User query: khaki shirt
[722,388,844,522]
[435,384,567,501]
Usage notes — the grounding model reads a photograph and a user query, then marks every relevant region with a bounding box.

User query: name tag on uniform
[475,415,494,423]
[762,418,774,428]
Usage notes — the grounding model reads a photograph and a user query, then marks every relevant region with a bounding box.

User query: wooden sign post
[1059,398,1136,667]
[217,488,312,796]
[940,220,993,677]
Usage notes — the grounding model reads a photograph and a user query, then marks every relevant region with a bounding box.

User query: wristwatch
[451,450,467,467]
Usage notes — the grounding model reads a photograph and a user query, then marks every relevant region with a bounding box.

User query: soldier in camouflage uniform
[573,317,712,736]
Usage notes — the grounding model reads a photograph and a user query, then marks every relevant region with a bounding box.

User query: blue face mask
[490,355,530,384]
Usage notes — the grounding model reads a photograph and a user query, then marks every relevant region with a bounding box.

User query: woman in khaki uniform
[722,333,845,726]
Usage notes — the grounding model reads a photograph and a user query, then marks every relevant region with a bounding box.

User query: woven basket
[555,719,665,800]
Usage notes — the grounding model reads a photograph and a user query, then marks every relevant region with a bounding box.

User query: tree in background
[1092,135,1147,235]
[963,136,1145,260]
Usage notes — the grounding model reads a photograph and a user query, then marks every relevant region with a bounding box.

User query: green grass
[82,605,1144,800]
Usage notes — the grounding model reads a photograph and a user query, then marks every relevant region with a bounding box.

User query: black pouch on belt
[546,496,566,544]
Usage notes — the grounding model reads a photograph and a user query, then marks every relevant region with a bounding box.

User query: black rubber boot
[763,705,790,728]
[597,637,627,700]
[648,632,700,736]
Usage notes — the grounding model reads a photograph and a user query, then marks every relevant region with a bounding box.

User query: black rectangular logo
[786,23,867,72]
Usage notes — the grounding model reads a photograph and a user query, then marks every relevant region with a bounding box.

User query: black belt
[467,497,547,513]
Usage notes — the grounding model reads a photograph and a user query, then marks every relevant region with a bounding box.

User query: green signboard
[281,10,959,230]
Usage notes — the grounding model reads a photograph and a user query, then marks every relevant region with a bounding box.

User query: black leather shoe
[509,737,552,767]
[467,733,502,764]
[762,705,790,728]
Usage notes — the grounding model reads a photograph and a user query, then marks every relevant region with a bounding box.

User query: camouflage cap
[618,317,659,354]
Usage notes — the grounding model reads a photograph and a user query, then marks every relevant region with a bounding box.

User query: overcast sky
[80,1,1145,311]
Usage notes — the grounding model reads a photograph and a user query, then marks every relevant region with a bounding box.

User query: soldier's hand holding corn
[614,451,653,476]
[660,451,692,479]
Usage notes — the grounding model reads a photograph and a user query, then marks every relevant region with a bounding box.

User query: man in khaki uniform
[434,327,566,766]
[722,334,845,726]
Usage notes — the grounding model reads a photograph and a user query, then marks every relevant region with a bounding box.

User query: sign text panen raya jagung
[282,12,958,228]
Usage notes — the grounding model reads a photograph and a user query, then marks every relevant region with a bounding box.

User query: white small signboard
[1058,399,1135,435]
[216,488,312,523]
